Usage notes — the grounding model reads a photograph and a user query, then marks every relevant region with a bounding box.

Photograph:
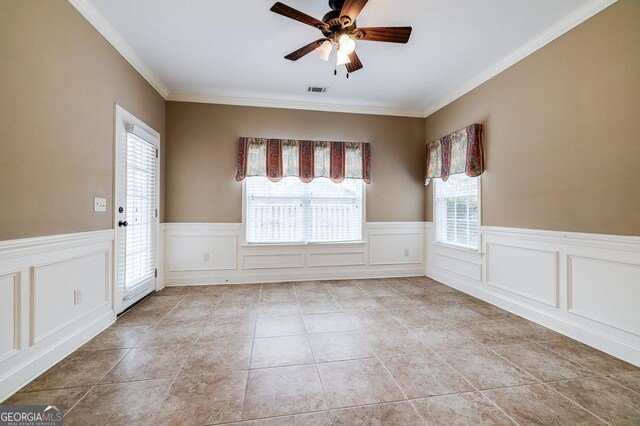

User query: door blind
[124,132,157,296]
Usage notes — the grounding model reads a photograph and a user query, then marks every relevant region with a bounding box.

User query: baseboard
[0,309,113,402]
[164,268,426,286]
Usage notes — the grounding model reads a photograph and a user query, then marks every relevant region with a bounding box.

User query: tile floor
[3,277,639,425]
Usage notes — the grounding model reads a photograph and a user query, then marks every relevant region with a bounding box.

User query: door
[114,106,160,314]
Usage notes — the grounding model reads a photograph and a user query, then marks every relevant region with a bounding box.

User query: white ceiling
[80,0,613,116]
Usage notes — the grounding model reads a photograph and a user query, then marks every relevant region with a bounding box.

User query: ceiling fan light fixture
[338,34,356,54]
[316,40,333,61]
[336,49,351,66]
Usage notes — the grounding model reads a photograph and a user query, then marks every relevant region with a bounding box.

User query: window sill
[241,240,367,248]
[433,241,482,255]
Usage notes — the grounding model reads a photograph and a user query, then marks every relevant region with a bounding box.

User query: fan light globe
[316,40,333,61]
[338,34,356,54]
[336,49,351,66]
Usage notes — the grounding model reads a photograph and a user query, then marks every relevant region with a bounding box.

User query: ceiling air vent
[307,86,328,93]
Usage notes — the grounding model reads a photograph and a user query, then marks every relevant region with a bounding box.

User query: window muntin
[435,174,479,250]
[245,177,363,244]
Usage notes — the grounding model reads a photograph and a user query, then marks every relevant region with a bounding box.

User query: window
[435,174,480,250]
[245,177,363,244]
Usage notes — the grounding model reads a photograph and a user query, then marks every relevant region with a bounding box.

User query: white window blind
[435,174,479,250]
[125,132,156,296]
[245,177,363,244]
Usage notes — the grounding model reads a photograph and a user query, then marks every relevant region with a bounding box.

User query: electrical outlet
[404,249,410,257]
[74,289,82,305]
[203,253,210,262]
[94,197,107,212]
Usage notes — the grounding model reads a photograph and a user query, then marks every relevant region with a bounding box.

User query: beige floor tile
[358,285,401,297]
[155,286,191,296]
[549,377,640,425]
[251,335,314,368]
[243,365,327,420]
[411,325,484,352]
[64,379,171,426]
[360,329,432,357]
[388,307,448,328]
[506,317,563,342]
[463,301,516,320]
[135,323,203,347]
[428,305,488,325]
[317,358,405,409]
[302,313,355,334]
[331,401,424,425]
[439,347,537,390]
[181,337,253,375]
[607,370,640,393]
[459,319,532,347]
[308,331,374,362]
[102,345,191,383]
[242,411,332,425]
[149,372,248,425]
[483,384,604,425]
[178,293,222,307]
[380,354,474,398]
[347,311,403,331]
[337,297,383,312]
[412,392,514,425]
[3,387,91,413]
[200,315,257,340]
[328,286,368,300]
[24,349,129,391]
[255,315,307,338]
[298,300,342,314]
[541,339,639,374]
[82,325,150,350]
[493,343,595,382]
[160,305,213,324]
[115,308,167,326]
[212,303,260,317]
[257,301,301,316]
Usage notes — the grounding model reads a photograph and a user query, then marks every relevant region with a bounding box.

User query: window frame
[241,177,367,246]
[433,174,482,253]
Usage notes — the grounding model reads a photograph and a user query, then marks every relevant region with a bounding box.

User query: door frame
[113,105,161,314]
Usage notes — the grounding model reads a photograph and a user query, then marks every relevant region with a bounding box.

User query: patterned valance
[236,137,371,184]
[425,123,484,185]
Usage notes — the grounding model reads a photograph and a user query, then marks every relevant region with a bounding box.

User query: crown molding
[67,0,170,99]
[167,93,426,118]
[422,0,618,117]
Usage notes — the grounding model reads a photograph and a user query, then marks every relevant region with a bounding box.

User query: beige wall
[0,0,166,241]
[425,0,640,236]
[166,102,425,223]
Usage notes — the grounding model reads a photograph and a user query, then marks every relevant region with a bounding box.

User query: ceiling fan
[270,0,412,76]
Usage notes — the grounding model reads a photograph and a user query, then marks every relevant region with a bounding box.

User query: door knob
[118,220,128,227]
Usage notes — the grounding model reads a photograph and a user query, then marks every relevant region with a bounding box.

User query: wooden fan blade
[270,2,327,30]
[285,39,326,61]
[340,0,368,26]
[346,51,363,73]
[358,27,412,43]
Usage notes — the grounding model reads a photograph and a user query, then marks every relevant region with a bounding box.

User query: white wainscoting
[163,222,426,286]
[426,223,640,366]
[0,230,115,402]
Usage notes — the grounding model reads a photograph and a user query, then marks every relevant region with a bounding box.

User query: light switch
[74,289,82,305]
[94,197,107,212]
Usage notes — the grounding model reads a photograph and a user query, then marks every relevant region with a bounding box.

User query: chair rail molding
[425,223,640,366]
